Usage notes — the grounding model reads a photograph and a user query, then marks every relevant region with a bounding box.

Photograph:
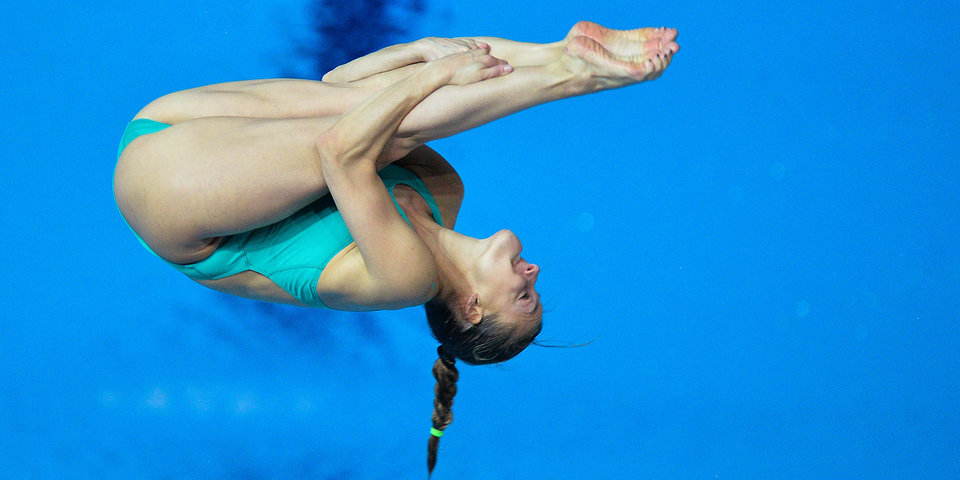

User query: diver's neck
[407,213,476,300]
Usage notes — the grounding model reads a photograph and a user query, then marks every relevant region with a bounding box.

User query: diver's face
[472,230,541,324]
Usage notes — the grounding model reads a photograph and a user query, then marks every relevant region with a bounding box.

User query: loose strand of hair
[532,333,601,349]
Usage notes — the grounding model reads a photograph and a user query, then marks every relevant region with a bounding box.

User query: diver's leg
[473,23,679,65]
[114,31,678,264]
[387,34,678,145]
[114,50,515,264]
[114,115,340,263]
[321,36,562,84]
[338,24,677,144]
[132,78,370,124]
[133,23,678,127]
[116,60,597,260]
[462,37,563,67]
[336,38,563,92]
[323,38,677,163]
[131,31,677,152]
[323,23,679,86]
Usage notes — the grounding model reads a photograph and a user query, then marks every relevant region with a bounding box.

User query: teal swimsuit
[117,119,444,308]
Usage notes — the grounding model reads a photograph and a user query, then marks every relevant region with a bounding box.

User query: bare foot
[559,35,674,91]
[565,21,679,60]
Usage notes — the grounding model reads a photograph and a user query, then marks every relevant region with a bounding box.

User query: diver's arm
[317,51,509,307]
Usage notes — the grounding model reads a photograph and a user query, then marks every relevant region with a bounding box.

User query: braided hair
[427,346,458,476]
[424,297,543,477]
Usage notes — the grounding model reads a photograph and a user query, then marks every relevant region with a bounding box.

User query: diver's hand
[415,37,490,61]
[429,47,513,86]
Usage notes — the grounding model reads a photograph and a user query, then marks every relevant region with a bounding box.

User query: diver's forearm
[321,63,449,164]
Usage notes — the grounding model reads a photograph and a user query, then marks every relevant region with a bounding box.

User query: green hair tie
[430,427,445,438]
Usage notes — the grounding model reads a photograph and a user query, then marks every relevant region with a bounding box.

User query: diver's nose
[524,263,539,279]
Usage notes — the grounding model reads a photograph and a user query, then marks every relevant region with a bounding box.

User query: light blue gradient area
[2,1,959,478]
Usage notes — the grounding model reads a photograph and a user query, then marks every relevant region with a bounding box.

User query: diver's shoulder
[392,146,463,227]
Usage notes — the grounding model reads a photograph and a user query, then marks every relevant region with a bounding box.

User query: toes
[642,58,657,77]
[638,49,672,78]
[641,39,663,57]
[646,26,678,43]
[662,27,679,42]
[640,39,679,62]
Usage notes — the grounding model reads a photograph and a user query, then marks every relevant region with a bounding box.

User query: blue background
[1,1,958,478]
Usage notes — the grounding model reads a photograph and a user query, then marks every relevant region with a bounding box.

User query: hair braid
[422,295,542,476]
[427,346,459,477]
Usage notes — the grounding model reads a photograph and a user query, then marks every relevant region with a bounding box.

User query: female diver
[113,21,679,475]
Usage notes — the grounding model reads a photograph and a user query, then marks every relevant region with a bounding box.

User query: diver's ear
[462,293,482,325]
